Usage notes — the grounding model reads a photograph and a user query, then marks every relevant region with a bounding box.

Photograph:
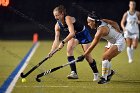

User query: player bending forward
[78,11,126,84]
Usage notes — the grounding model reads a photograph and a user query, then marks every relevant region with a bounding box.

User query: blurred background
[0,0,140,40]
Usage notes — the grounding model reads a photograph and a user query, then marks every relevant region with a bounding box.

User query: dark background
[0,0,140,40]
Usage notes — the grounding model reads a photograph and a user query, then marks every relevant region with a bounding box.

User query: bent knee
[67,48,74,56]
[102,54,111,61]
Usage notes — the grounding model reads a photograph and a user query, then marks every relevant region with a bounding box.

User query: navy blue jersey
[57,16,92,44]
[57,16,83,33]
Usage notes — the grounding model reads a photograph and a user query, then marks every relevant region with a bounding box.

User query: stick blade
[36,75,41,82]
[36,77,41,82]
[20,72,26,78]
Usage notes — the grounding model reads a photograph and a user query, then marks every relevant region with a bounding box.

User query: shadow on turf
[112,80,140,84]
[72,80,97,83]
[69,80,140,85]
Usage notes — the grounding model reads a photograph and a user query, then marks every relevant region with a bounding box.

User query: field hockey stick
[36,59,79,82]
[20,48,60,78]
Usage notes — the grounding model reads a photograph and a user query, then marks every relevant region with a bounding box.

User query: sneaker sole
[98,82,108,84]
[98,80,108,84]
[67,77,79,79]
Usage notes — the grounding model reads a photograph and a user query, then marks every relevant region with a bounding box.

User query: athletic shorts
[74,26,93,44]
[124,31,139,39]
[105,36,126,52]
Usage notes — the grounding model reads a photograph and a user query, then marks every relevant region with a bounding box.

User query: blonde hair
[53,5,66,15]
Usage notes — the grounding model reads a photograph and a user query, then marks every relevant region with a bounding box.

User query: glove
[77,55,85,62]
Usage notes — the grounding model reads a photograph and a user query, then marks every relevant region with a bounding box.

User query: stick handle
[36,59,78,82]
[63,59,78,67]
[20,57,49,78]
[21,48,59,78]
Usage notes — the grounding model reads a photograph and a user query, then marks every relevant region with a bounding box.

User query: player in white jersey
[121,0,140,63]
[77,11,126,84]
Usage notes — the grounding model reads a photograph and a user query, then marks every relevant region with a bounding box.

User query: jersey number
[0,0,9,6]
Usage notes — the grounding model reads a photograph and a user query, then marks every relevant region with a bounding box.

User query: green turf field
[0,40,140,93]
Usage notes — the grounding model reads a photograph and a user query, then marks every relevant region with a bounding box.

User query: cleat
[98,77,108,84]
[93,73,99,81]
[67,71,78,79]
[107,70,115,82]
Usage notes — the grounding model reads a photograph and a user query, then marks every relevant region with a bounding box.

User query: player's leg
[130,36,139,63]
[98,45,120,84]
[103,47,112,76]
[132,37,139,49]
[103,43,114,78]
[67,38,79,79]
[82,43,99,81]
[126,38,133,63]
[103,47,115,82]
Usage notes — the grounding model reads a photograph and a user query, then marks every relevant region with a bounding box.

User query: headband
[87,16,95,21]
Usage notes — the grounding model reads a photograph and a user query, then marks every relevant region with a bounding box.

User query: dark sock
[89,59,98,73]
[67,56,77,74]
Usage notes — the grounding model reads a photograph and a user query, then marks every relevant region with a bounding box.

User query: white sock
[102,60,110,80]
[131,46,134,60]
[108,62,112,75]
[127,47,133,61]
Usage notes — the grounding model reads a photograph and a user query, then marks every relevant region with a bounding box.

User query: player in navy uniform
[48,5,99,81]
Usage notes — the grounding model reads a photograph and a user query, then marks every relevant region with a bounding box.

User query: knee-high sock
[89,59,98,73]
[67,56,77,73]
[127,47,133,61]
[102,60,110,80]
[108,62,112,75]
[131,46,134,59]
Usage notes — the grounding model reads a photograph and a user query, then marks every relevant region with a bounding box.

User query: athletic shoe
[67,71,78,79]
[98,77,108,84]
[107,70,115,82]
[93,73,99,81]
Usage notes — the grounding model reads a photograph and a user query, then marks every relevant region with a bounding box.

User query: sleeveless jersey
[57,16,83,33]
[125,11,139,34]
[98,21,123,44]
[57,16,92,44]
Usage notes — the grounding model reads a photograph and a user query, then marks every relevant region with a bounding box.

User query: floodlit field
[0,40,140,93]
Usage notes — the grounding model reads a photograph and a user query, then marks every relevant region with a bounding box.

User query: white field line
[5,42,40,93]
[15,85,140,89]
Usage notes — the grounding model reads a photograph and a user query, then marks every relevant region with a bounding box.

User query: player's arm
[83,27,103,56]
[136,11,140,24]
[63,16,75,43]
[50,23,60,52]
[102,19,121,32]
[57,16,75,49]
[121,12,127,32]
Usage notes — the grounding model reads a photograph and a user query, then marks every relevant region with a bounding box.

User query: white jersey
[98,21,125,51]
[125,11,139,34]
[98,21,123,44]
